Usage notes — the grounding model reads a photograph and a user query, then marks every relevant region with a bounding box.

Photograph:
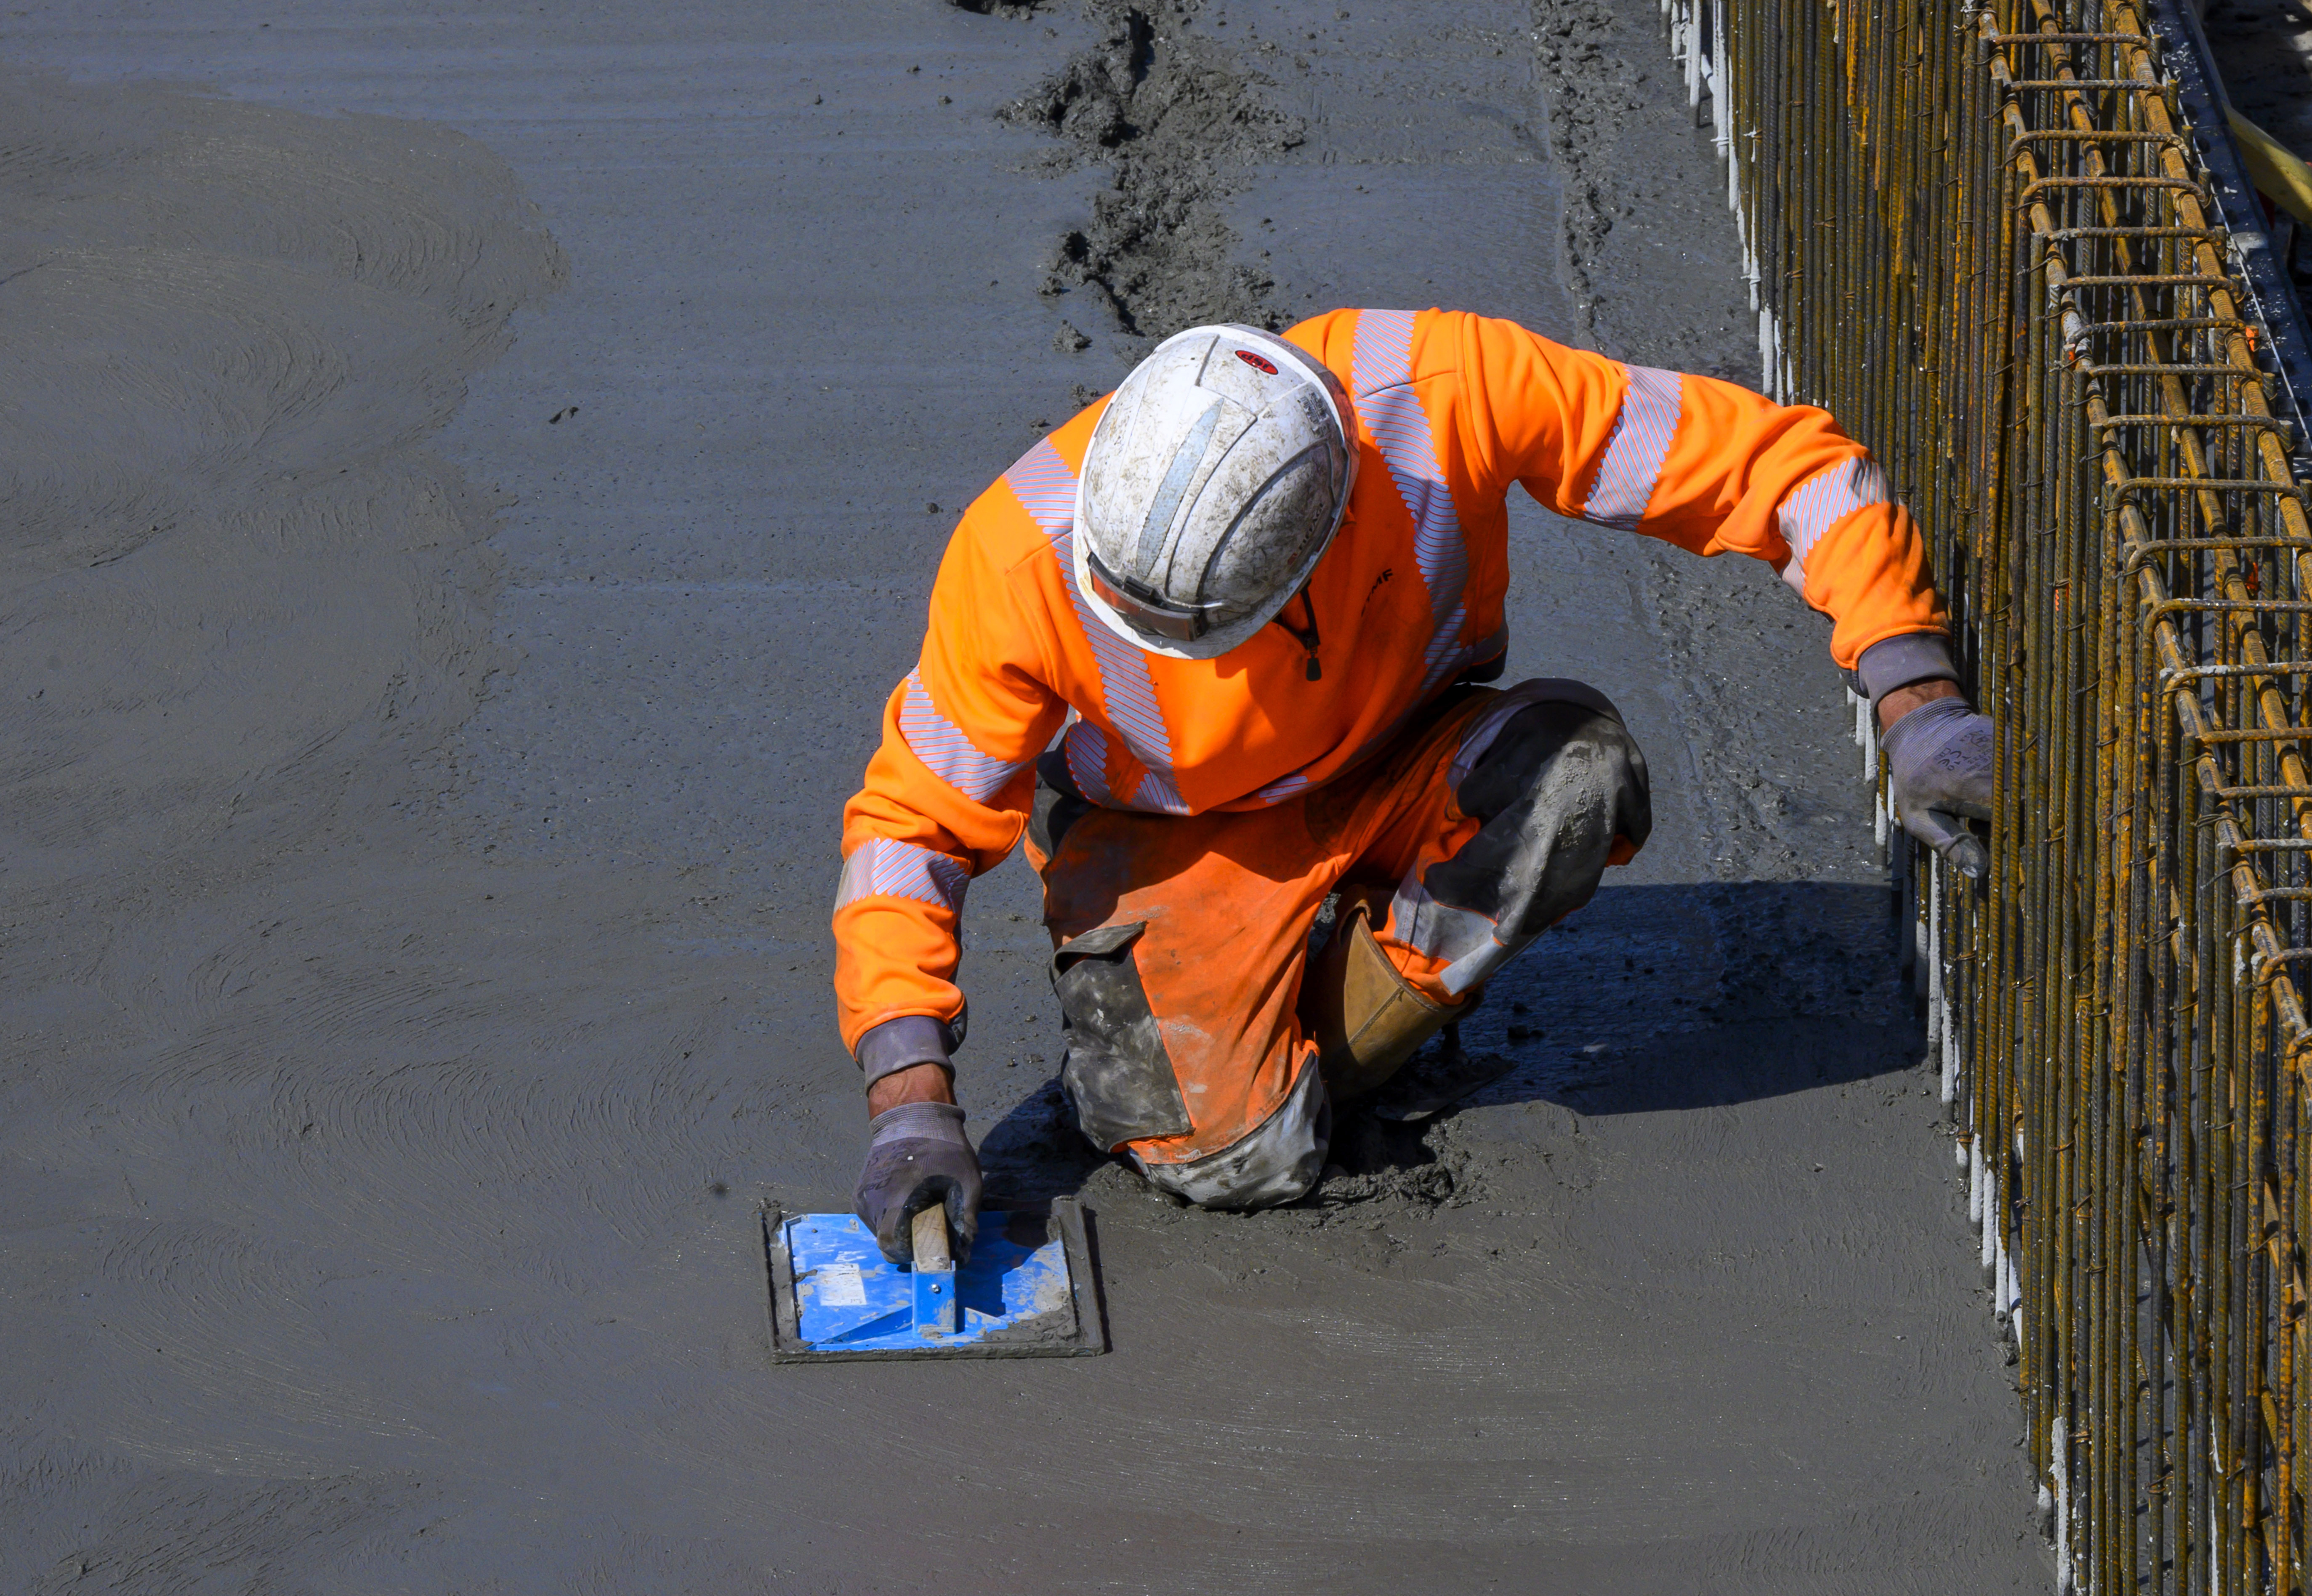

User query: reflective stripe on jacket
[833,307,1945,1051]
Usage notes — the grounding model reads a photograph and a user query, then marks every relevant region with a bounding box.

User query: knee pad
[1429,697,1651,942]
[1048,921,1193,1151]
[1132,1058,1330,1210]
[1301,895,1457,1101]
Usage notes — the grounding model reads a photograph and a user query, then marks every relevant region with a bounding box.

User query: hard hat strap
[1084,548,1218,643]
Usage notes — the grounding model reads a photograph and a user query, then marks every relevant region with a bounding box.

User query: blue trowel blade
[778,1211,1076,1355]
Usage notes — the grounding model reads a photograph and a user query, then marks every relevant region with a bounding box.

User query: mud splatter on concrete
[1006,0,1302,337]
[1528,0,1763,378]
[1529,0,1647,330]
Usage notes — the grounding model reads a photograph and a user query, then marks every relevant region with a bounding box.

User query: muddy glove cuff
[1853,633,1958,703]
[855,1015,955,1091]
[1880,694,1995,881]
[854,1101,982,1265]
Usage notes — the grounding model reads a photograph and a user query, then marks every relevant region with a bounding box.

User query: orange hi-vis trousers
[1022,678,1650,1208]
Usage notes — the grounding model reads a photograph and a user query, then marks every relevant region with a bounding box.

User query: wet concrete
[0,3,2049,1589]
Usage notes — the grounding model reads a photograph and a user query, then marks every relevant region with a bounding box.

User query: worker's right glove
[1880,695,1993,881]
[854,1101,982,1265]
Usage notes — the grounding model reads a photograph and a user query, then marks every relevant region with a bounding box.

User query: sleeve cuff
[1854,633,1957,702]
[856,1015,957,1091]
[865,1099,970,1146]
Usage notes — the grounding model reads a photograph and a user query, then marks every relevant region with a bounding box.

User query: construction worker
[839,309,1992,1261]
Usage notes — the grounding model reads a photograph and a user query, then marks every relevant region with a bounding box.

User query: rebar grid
[1661,1,2312,1589]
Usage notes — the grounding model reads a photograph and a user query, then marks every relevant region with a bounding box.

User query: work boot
[1303,895,1460,1101]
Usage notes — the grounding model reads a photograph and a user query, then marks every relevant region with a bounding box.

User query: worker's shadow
[978,880,1929,1201]
[1473,878,1931,1117]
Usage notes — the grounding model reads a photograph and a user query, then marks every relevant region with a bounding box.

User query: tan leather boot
[1302,896,1459,1102]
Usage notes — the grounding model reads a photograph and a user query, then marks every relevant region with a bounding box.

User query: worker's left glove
[854,1101,982,1266]
[1880,695,1993,880]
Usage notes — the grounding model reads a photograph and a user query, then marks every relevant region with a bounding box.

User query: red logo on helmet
[1234,348,1279,375]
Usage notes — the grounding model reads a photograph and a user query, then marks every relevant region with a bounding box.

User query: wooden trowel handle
[911,1204,952,1270]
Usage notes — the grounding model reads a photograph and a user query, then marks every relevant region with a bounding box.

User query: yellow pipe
[2226,105,2312,229]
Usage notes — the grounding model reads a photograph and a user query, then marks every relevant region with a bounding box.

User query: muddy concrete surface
[1,2,2049,1590]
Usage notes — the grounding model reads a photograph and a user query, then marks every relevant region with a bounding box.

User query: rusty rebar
[1671,0,2312,1586]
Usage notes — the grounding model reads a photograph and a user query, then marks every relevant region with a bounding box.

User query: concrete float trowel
[763,1199,1106,1362]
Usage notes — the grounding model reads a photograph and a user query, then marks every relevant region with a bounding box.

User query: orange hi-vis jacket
[835,308,1946,1054]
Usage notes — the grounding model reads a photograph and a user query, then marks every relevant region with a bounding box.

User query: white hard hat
[1072,325,1357,660]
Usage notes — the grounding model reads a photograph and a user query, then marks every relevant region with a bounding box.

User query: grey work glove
[1879,694,1993,880]
[854,1101,981,1265]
